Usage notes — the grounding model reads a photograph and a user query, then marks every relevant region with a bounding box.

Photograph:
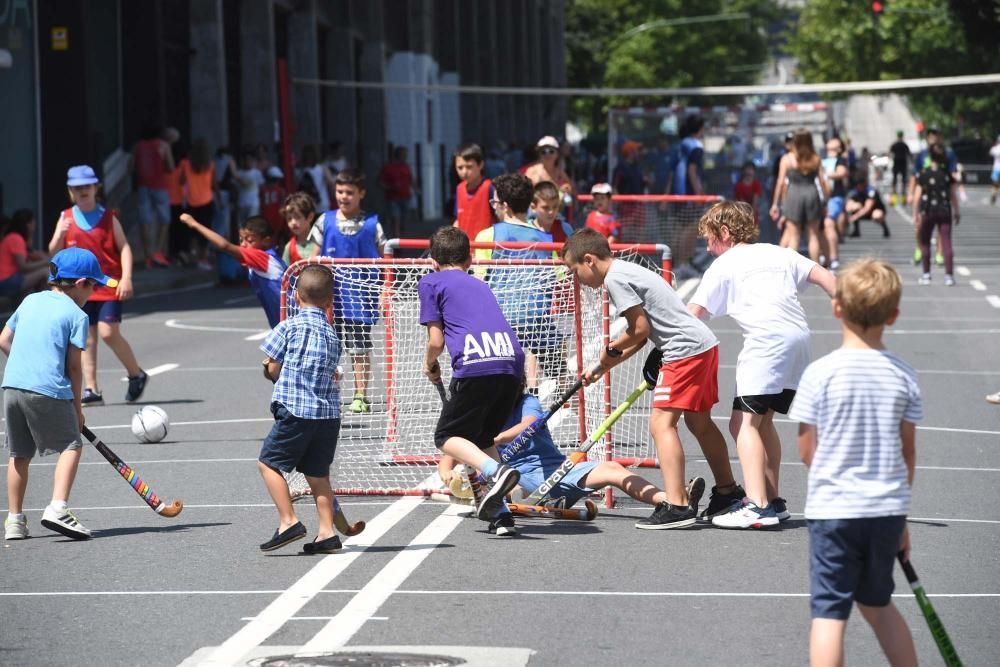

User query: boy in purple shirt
[419,226,525,523]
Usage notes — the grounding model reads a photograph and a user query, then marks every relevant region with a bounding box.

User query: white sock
[7,512,24,521]
[50,500,68,513]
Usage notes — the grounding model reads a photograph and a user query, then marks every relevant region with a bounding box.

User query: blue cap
[49,247,119,287]
[66,165,99,187]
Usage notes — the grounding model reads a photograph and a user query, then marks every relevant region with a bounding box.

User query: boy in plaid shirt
[258,265,343,554]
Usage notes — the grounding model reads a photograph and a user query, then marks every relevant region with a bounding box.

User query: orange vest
[62,207,121,302]
[455,178,493,240]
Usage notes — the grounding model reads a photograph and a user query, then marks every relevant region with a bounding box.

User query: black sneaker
[635,502,697,530]
[488,512,517,537]
[476,465,520,520]
[81,388,104,407]
[701,484,746,519]
[686,477,706,514]
[303,534,343,554]
[771,497,791,522]
[126,371,148,403]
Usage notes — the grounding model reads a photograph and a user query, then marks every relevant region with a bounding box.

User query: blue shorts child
[808,515,906,619]
[83,300,123,326]
[259,402,340,478]
[540,460,599,507]
[826,195,845,221]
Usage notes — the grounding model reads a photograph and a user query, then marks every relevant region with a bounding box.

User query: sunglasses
[539,148,558,155]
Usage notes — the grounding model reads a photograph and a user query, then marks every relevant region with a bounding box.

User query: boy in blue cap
[3,248,118,540]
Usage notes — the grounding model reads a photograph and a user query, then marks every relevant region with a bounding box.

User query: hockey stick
[898,553,963,666]
[500,371,593,464]
[509,499,599,521]
[525,379,650,505]
[283,470,365,536]
[81,426,183,517]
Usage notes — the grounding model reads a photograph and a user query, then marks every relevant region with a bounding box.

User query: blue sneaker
[711,500,779,529]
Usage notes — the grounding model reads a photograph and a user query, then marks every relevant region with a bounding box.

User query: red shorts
[652,345,719,412]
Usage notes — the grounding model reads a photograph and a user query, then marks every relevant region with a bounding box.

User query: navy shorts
[733,389,796,415]
[434,374,520,450]
[83,300,123,326]
[808,515,906,619]
[334,319,373,353]
[259,402,340,478]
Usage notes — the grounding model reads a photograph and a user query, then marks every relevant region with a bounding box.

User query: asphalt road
[1,187,998,666]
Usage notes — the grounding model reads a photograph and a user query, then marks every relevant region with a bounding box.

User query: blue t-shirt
[672,137,704,195]
[486,220,554,326]
[2,291,89,400]
[417,269,524,379]
[913,147,957,176]
[496,394,564,492]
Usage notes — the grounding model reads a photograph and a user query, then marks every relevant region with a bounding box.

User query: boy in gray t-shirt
[561,229,740,529]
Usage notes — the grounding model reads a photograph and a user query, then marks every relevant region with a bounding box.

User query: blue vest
[487,221,553,325]
[248,248,287,328]
[322,214,380,325]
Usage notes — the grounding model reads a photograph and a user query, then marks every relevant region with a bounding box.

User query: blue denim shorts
[543,460,599,507]
[136,186,171,226]
[808,515,906,619]
[826,196,845,221]
[259,402,340,478]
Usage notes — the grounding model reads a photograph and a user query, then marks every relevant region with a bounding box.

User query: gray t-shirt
[604,259,717,363]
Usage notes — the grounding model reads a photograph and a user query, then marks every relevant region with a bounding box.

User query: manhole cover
[258,652,466,667]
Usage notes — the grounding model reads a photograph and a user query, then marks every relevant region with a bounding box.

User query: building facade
[0,0,567,240]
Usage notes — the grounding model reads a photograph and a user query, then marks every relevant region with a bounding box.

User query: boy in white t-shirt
[562,228,741,529]
[688,202,835,529]
[236,149,265,221]
[788,258,920,667]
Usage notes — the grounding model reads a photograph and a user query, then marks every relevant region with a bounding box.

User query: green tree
[789,0,1000,142]
[566,0,780,133]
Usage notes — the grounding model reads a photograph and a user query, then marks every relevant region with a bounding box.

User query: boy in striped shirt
[789,258,921,667]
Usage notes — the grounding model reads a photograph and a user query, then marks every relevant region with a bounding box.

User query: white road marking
[239,616,388,621]
[244,330,270,341]
[200,496,423,667]
[708,415,1000,437]
[971,279,987,291]
[1,502,398,512]
[164,318,265,333]
[119,363,178,381]
[298,504,465,654]
[714,328,1000,335]
[718,363,1000,376]
[988,295,1000,309]
[675,277,700,301]
[957,266,971,277]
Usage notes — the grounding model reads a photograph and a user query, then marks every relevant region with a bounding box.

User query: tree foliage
[566,0,781,132]
[789,0,1000,141]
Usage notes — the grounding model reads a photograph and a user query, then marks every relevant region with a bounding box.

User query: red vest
[134,138,167,190]
[62,207,122,302]
[455,178,493,240]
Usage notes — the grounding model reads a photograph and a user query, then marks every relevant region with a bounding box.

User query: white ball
[131,405,169,443]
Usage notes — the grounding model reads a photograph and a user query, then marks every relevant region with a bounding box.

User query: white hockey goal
[280,240,673,507]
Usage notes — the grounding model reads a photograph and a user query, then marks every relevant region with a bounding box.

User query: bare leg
[97,322,142,377]
[734,410,768,507]
[783,221,802,253]
[650,407,687,506]
[582,461,667,506]
[857,603,918,667]
[810,618,846,667]
[806,220,822,261]
[258,461,299,532]
[7,456,30,514]
[440,436,500,475]
[51,447,82,504]
[685,409,736,489]
[83,324,99,390]
[305,474,335,540]
[760,412,782,500]
[352,352,370,398]
[823,218,839,263]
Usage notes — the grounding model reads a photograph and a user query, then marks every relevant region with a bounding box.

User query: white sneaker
[41,506,92,539]
[944,275,956,286]
[711,501,779,529]
[4,515,29,540]
[918,273,932,285]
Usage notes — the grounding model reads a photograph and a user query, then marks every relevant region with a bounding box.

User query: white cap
[266,166,284,179]
[537,135,559,149]
[590,182,612,195]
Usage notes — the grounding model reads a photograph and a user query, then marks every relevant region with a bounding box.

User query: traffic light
[871,1,885,19]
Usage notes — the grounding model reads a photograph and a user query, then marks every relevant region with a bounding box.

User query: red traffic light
[871,1,884,14]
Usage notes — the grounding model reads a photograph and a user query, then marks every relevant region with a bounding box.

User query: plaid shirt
[260,307,341,419]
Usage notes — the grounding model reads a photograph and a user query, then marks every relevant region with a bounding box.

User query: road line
[239,616,388,621]
[164,319,265,334]
[298,503,466,654]
[675,277,700,301]
[244,330,270,341]
[120,362,178,381]
[957,266,971,277]
[970,279,987,291]
[224,294,259,305]
[719,363,1000,376]
[714,328,1000,335]
[707,415,1000,437]
[133,281,216,301]
[988,295,1000,309]
[200,496,423,667]
[0,501,398,512]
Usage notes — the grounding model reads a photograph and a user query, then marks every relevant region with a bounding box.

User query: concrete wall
[0,0,38,222]
[189,0,228,149]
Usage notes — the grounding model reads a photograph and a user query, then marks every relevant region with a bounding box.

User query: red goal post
[279,240,673,507]
[572,194,722,251]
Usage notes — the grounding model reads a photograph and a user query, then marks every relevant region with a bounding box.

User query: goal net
[280,241,673,508]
